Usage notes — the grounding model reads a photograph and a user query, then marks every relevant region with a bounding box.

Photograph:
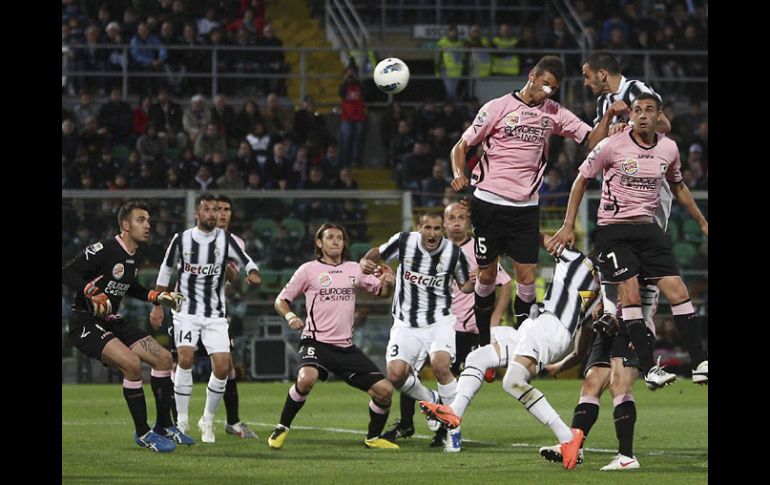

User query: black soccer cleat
[430,425,448,448]
[381,419,415,441]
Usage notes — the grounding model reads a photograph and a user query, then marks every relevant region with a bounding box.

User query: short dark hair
[215,194,233,206]
[195,192,217,207]
[534,55,565,82]
[314,222,350,260]
[418,211,444,226]
[584,51,621,75]
[632,92,661,109]
[117,201,150,228]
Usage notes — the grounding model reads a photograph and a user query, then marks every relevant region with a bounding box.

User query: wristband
[285,312,297,323]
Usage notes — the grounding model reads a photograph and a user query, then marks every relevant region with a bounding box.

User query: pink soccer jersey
[579,131,682,225]
[462,92,591,203]
[277,260,382,347]
[452,238,512,333]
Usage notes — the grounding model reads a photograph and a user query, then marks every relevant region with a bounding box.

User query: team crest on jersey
[404,258,413,265]
[319,273,332,287]
[349,276,356,286]
[503,111,520,128]
[541,117,551,128]
[621,159,639,175]
[435,262,444,272]
[214,246,221,257]
[112,263,125,280]
[659,162,669,174]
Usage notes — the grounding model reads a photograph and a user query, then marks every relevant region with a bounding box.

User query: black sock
[674,313,707,368]
[513,295,533,328]
[474,292,495,345]
[367,400,390,439]
[399,393,416,427]
[224,378,240,425]
[150,375,174,429]
[623,318,655,374]
[571,402,600,442]
[613,400,636,457]
[170,392,178,423]
[279,385,307,428]
[123,382,150,436]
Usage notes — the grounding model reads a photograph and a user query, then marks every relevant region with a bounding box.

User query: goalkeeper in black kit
[62,201,194,452]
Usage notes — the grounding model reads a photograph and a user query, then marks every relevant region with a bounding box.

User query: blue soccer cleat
[134,430,177,453]
[158,424,196,445]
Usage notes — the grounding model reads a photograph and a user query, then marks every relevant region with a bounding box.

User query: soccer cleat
[419,401,461,429]
[381,419,415,441]
[429,425,447,448]
[176,414,189,435]
[600,453,640,470]
[364,437,400,449]
[225,422,258,439]
[157,424,195,445]
[539,443,583,465]
[560,428,584,470]
[134,430,176,453]
[645,356,677,390]
[484,368,497,383]
[444,426,461,452]
[692,360,708,385]
[197,416,215,443]
[425,415,442,432]
[268,424,289,449]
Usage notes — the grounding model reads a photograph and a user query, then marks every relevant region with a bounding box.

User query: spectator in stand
[226,7,263,38]
[380,102,404,159]
[292,145,311,185]
[233,141,255,174]
[104,22,128,76]
[63,119,79,163]
[319,142,343,181]
[204,28,230,89]
[182,94,211,145]
[256,23,288,95]
[174,146,202,185]
[136,123,169,163]
[74,92,96,129]
[99,87,134,145]
[388,119,415,169]
[600,11,629,47]
[74,25,108,94]
[539,168,569,207]
[149,87,187,148]
[435,24,465,103]
[692,121,708,165]
[197,7,220,41]
[130,22,168,94]
[293,95,328,150]
[210,149,228,180]
[193,164,216,191]
[96,147,123,188]
[428,125,453,160]
[194,123,227,164]
[396,139,432,191]
[332,167,359,191]
[177,23,205,94]
[217,162,246,190]
[132,95,152,141]
[263,93,292,137]
[79,116,109,157]
[211,95,238,146]
[131,162,161,188]
[245,171,264,190]
[421,161,450,207]
[439,101,464,139]
[231,27,260,96]
[266,139,294,188]
[158,21,186,94]
[234,100,263,142]
[245,120,273,171]
[517,26,541,74]
[339,67,367,168]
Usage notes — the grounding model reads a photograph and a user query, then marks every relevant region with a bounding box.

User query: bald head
[444,203,470,242]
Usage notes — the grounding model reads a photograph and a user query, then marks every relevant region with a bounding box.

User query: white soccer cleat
[176,414,189,435]
[444,426,461,453]
[692,360,708,385]
[645,356,677,390]
[198,415,215,443]
[600,453,640,470]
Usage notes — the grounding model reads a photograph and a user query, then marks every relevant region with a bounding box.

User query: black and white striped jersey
[379,232,471,327]
[543,247,600,336]
[157,227,259,318]
[593,75,663,126]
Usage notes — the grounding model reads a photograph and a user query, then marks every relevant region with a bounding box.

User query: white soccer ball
[373,58,410,94]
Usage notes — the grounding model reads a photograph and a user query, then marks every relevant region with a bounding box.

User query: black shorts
[298,338,385,391]
[584,325,655,375]
[594,223,679,284]
[470,196,539,267]
[68,311,148,361]
[452,331,479,375]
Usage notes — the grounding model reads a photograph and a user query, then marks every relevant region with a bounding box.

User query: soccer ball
[373,58,410,94]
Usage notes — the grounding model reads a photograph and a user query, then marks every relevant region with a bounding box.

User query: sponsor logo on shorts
[612,267,629,277]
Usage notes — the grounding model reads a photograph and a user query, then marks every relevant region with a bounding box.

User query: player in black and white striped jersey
[149,192,261,443]
[359,212,474,447]
[582,51,707,383]
[420,242,599,466]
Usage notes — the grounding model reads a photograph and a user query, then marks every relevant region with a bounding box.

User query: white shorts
[386,316,456,369]
[172,312,230,354]
[490,326,521,367]
[511,312,571,373]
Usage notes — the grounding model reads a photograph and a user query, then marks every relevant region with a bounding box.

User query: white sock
[437,379,458,405]
[528,395,573,443]
[451,345,499,417]
[173,366,193,419]
[400,372,436,402]
[204,374,228,419]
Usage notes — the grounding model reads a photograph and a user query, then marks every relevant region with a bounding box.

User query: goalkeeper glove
[83,275,112,319]
[148,290,186,312]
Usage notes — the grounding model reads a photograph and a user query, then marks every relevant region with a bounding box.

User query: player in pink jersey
[547,94,708,392]
[449,55,615,354]
[268,223,399,450]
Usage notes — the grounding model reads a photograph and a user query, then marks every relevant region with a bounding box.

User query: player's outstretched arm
[360,247,382,274]
[450,138,470,192]
[670,180,708,236]
[275,296,303,331]
[546,174,589,256]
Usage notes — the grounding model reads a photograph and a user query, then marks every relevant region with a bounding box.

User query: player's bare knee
[296,375,316,393]
[387,369,407,389]
[121,355,143,381]
[478,269,496,286]
[432,365,454,384]
[156,349,174,371]
[370,379,393,405]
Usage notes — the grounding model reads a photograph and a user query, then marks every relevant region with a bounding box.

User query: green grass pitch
[62,378,707,484]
